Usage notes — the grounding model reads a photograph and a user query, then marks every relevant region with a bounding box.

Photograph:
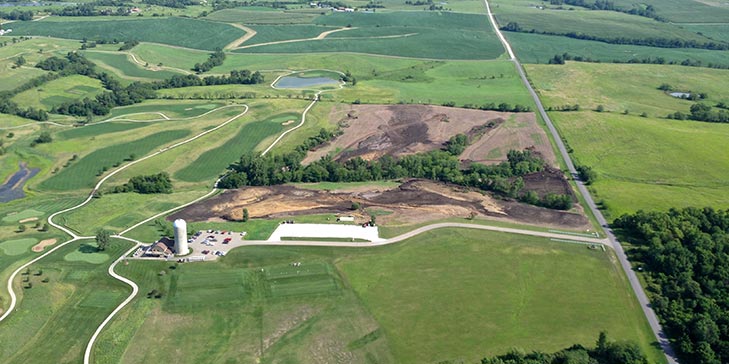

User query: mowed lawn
[92,229,662,364]
[526,63,729,218]
[9,17,245,51]
[174,113,292,182]
[0,238,133,364]
[10,74,105,110]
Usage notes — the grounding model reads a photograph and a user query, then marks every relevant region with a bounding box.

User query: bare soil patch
[304,104,556,166]
[32,238,57,252]
[171,179,589,230]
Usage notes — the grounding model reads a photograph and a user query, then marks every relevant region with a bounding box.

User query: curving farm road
[483,0,679,362]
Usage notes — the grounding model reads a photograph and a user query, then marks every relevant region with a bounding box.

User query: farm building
[146,240,173,257]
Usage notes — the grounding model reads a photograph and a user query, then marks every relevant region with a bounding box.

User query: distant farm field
[243,25,335,45]
[607,0,729,23]
[10,75,104,110]
[205,8,319,24]
[506,32,729,67]
[9,17,245,51]
[235,11,504,60]
[92,229,663,364]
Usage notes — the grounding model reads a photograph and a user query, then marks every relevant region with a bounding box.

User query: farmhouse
[0,28,12,36]
[145,238,173,257]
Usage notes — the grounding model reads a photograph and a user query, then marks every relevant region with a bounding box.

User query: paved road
[483,1,679,362]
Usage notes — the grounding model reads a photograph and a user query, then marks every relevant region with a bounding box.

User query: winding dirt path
[234,26,358,50]
[224,24,258,50]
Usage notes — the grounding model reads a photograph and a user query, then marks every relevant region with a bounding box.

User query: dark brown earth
[170,179,590,231]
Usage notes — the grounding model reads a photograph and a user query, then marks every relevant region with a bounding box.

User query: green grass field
[91,228,663,364]
[526,62,729,218]
[244,24,335,45]
[39,129,190,191]
[235,11,505,60]
[205,8,320,24]
[492,1,712,44]
[82,51,184,81]
[174,113,292,182]
[10,74,105,110]
[682,23,729,44]
[607,0,729,23]
[0,238,133,364]
[9,17,245,51]
[506,32,729,67]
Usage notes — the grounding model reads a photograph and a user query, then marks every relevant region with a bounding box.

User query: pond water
[274,75,339,89]
[0,162,39,203]
[670,92,692,98]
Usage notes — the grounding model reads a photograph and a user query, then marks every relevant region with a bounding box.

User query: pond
[669,92,692,99]
[274,75,339,89]
[0,162,39,203]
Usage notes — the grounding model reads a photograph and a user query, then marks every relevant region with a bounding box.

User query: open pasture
[0,61,46,92]
[10,74,105,110]
[506,32,729,67]
[526,63,729,217]
[526,62,729,116]
[91,229,663,364]
[0,238,133,364]
[682,23,729,44]
[242,24,336,46]
[82,51,184,81]
[38,129,190,191]
[8,17,245,51]
[235,11,504,60]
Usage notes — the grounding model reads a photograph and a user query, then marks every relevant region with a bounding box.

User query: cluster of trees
[112,172,173,194]
[142,0,199,8]
[118,40,139,51]
[154,70,264,88]
[547,52,729,70]
[340,71,356,85]
[219,132,573,210]
[501,22,728,50]
[547,104,580,112]
[576,164,597,184]
[481,332,647,364]
[51,4,130,17]
[193,49,225,73]
[549,53,599,64]
[667,103,729,123]
[0,72,61,121]
[658,84,708,100]
[31,132,52,147]
[0,9,34,20]
[613,207,729,364]
[36,52,97,75]
[444,101,532,113]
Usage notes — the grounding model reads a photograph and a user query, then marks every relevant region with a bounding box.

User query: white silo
[173,219,189,255]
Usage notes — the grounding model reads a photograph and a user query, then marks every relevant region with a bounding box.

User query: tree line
[613,207,729,364]
[667,103,729,123]
[481,331,647,364]
[111,172,173,194]
[219,130,574,210]
[546,52,729,70]
[501,22,729,51]
[442,101,532,113]
[28,52,264,118]
[0,9,34,20]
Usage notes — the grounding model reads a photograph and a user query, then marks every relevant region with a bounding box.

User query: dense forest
[613,207,729,364]
[219,130,574,210]
[112,172,173,194]
[481,332,647,364]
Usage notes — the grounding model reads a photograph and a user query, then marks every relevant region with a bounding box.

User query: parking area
[186,229,248,261]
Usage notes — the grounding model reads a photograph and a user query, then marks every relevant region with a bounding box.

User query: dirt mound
[170,179,589,230]
[305,104,556,167]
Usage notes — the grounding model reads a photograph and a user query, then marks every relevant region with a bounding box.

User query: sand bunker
[32,238,58,252]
